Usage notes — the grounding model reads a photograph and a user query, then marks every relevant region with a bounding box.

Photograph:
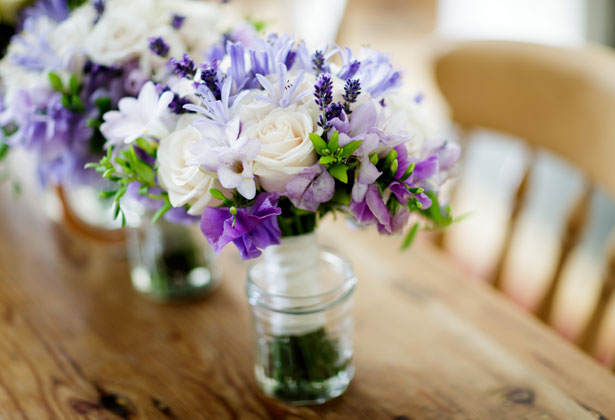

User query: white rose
[157,123,220,216]
[244,105,319,193]
[84,5,150,66]
[386,92,439,156]
[160,0,221,55]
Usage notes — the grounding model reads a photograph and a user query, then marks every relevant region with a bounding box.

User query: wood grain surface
[0,184,614,420]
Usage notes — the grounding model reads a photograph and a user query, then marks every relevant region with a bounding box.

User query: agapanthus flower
[201,192,282,259]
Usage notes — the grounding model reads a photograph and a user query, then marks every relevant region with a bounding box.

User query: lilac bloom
[285,164,335,212]
[201,192,282,260]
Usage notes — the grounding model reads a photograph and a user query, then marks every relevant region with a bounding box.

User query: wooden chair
[433,40,615,367]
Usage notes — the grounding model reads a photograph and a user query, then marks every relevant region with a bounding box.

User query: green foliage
[85,144,171,227]
[246,16,268,33]
[0,141,9,161]
[67,0,88,10]
[400,222,419,250]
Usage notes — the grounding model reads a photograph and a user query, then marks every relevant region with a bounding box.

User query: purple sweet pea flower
[201,192,282,260]
[350,184,391,232]
[286,164,335,212]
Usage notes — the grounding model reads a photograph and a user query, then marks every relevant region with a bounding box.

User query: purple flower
[19,0,69,29]
[355,48,401,97]
[286,164,335,212]
[350,184,391,232]
[200,61,221,99]
[201,193,282,260]
[170,14,185,29]
[314,73,333,111]
[169,54,196,79]
[148,36,170,57]
[255,64,310,108]
[342,79,361,113]
[93,0,105,22]
[311,50,329,73]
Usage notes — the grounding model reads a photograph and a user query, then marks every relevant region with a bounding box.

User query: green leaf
[114,184,128,203]
[99,190,117,199]
[152,201,172,224]
[340,141,362,158]
[61,96,71,109]
[48,72,64,92]
[84,162,99,170]
[319,155,335,165]
[329,163,348,184]
[209,188,227,201]
[94,96,111,112]
[331,188,350,205]
[68,74,79,94]
[133,159,155,185]
[401,223,419,250]
[71,95,84,112]
[139,185,149,195]
[328,130,339,152]
[0,141,9,160]
[135,137,157,156]
[309,133,328,155]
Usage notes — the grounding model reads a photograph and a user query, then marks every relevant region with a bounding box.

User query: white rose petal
[245,105,319,193]
[158,125,220,215]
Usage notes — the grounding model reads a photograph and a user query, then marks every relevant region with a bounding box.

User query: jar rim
[245,247,357,314]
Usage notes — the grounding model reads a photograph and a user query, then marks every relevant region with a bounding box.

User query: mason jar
[127,216,221,302]
[246,233,357,405]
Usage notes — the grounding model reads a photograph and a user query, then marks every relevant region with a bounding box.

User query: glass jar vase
[127,217,221,302]
[246,233,357,405]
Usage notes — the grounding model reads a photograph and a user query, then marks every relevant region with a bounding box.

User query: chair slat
[535,187,593,321]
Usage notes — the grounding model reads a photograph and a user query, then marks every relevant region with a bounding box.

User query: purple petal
[286,164,335,212]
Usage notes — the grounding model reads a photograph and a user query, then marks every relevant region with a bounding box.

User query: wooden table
[0,185,614,420]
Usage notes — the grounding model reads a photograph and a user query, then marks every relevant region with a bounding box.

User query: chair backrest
[434,40,615,367]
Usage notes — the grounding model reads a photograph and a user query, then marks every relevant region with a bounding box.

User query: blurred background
[1,0,614,367]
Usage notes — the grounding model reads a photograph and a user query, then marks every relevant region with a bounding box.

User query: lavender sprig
[314,73,332,111]
[149,36,170,57]
[200,62,221,100]
[342,79,361,114]
[171,14,185,29]
[169,54,196,79]
[312,50,327,74]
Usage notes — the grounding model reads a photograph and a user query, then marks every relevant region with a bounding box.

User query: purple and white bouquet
[0,0,238,187]
[88,29,459,257]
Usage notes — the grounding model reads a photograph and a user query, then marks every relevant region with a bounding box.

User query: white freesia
[100,81,176,145]
[244,104,319,192]
[158,123,220,215]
